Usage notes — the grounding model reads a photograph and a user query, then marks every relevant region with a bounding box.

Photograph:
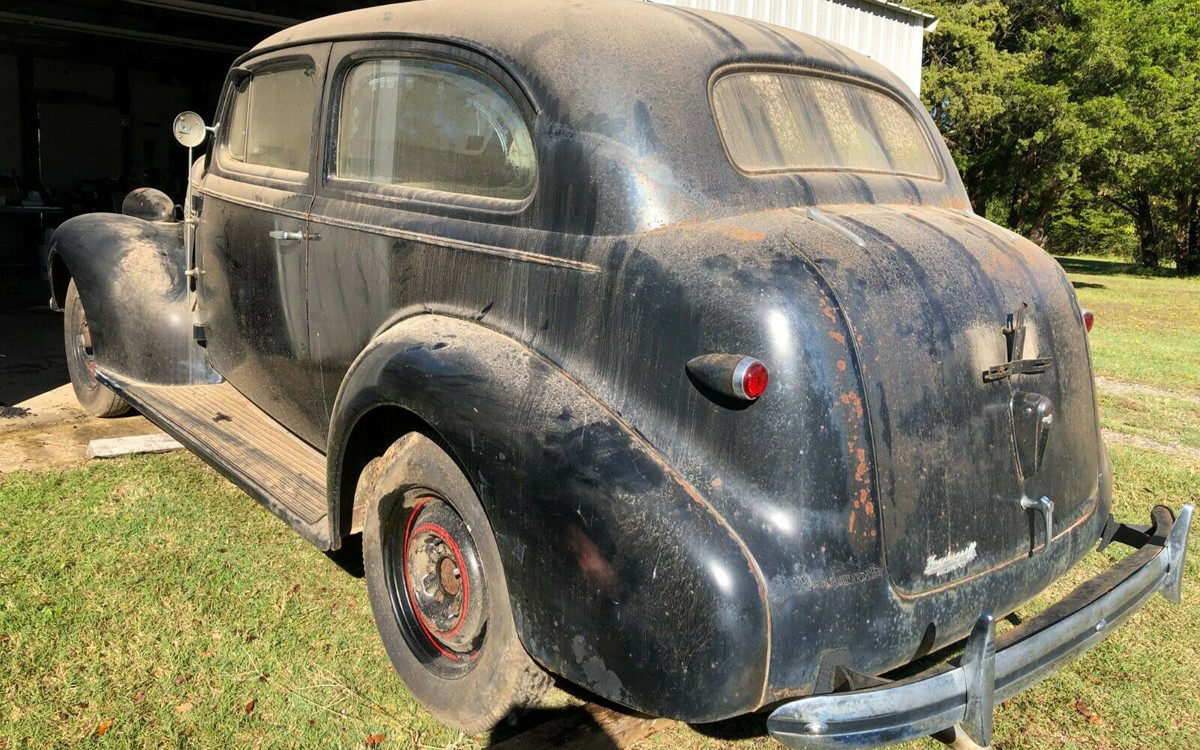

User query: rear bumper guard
[767,504,1193,749]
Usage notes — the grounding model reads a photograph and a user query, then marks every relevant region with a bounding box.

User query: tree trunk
[1026,186,1059,247]
[1178,190,1200,276]
[1133,190,1160,269]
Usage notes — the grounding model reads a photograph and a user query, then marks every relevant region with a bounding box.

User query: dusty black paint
[49,0,1113,727]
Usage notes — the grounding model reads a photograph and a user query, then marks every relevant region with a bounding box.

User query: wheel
[63,279,131,418]
[360,433,550,734]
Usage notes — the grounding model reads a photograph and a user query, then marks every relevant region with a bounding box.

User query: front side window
[225,64,317,173]
[337,58,535,200]
[711,70,940,179]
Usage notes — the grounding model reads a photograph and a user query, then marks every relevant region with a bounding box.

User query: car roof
[246,0,907,107]
[242,0,964,229]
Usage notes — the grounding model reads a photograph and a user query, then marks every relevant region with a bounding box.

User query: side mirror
[172,111,208,148]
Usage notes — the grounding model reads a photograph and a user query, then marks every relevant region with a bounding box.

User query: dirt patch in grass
[1095,375,1200,406]
[1101,429,1200,466]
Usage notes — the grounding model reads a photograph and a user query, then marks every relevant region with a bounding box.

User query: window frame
[708,63,946,183]
[214,52,324,189]
[323,43,539,216]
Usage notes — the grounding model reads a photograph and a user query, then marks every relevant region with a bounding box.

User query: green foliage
[915,0,1200,274]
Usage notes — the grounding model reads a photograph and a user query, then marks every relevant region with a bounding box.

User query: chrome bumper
[768,504,1193,749]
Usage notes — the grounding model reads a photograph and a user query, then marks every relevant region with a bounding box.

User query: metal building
[651,0,938,94]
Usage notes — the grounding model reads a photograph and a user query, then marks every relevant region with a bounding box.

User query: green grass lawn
[1059,256,1200,396]
[2,255,1197,749]
[0,454,467,749]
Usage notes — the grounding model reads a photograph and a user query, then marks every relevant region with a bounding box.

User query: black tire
[63,279,131,418]
[360,433,550,734]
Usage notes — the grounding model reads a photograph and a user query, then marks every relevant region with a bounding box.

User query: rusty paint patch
[719,226,767,242]
[829,331,846,344]
[837,359,847,372]
[818,296,838,325]
[854,448,868,482]
[839,391,864,420]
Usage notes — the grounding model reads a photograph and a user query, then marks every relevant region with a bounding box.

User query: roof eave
[858,0,939,29]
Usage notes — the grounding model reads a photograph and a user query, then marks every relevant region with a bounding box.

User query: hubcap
[385,494,488,675]
[71,299,99,387]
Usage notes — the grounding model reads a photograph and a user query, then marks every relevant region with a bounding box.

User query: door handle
[268,230,320,242]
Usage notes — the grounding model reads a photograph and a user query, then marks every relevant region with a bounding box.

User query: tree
[914,0,1200,274]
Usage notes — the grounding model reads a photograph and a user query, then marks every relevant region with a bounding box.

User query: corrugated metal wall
[651,0,933,94]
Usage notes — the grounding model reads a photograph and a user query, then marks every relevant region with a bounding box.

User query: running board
[98,373,332,550]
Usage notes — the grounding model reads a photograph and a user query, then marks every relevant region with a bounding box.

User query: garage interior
[0,0,384,273]
[0,1,384,426]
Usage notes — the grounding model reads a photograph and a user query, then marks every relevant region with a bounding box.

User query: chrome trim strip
[310,212,601,273]
[198,186,309,222]
[197,186,600,274]
[802,206,867,248]
[767,504,1193,749]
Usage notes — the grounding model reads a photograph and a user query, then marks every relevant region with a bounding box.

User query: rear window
[711,71,940,179]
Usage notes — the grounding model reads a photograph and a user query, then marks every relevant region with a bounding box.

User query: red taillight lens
[1082,308,1094,333]
[686,354,770,402]
[740,360,769,400]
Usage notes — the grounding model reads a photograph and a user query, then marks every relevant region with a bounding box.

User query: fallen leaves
[1073,700,1104,725]
[95,720,112,737]
[175,701,194,714]
[244,698,256,715]
[364,733,385,748]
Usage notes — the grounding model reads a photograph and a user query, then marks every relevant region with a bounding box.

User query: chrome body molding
[196,186,601,274]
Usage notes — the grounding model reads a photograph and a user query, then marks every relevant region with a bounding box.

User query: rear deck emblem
[924,542,978,577]
[983,303,1053,382]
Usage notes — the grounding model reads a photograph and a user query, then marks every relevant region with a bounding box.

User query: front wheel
[359,433,550,734]
[63,279,130,418]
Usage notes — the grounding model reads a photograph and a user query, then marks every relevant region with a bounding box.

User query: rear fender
[328,314,770,721]
[49,213,218,385]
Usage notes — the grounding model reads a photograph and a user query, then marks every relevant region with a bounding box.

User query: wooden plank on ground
[489,703,673,750]
[87,433,183,459]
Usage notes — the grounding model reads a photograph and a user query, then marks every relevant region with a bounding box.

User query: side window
[224,65,317,173]
[336,58,535,200]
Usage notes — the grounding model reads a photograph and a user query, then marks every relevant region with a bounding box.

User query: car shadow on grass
[324,532,365,578]
[487,691,646,749]
[1055,256,1137,276]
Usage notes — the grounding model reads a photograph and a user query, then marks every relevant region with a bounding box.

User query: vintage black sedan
[47,0,1191,747]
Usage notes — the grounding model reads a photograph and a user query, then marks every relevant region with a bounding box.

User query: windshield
[711,70,941,179]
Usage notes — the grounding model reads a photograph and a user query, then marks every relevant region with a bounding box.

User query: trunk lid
[786,205,1101,595]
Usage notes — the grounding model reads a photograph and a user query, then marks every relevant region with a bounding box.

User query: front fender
[328,315,770,721]
[49,213,217,385]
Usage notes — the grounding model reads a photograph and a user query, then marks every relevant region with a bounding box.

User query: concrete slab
[0,272,157,472]
[0,416,163,473]
[87,433,183,459]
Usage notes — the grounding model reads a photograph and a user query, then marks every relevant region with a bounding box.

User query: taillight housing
[1081,308,1094,333]
[687,354,770,402]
